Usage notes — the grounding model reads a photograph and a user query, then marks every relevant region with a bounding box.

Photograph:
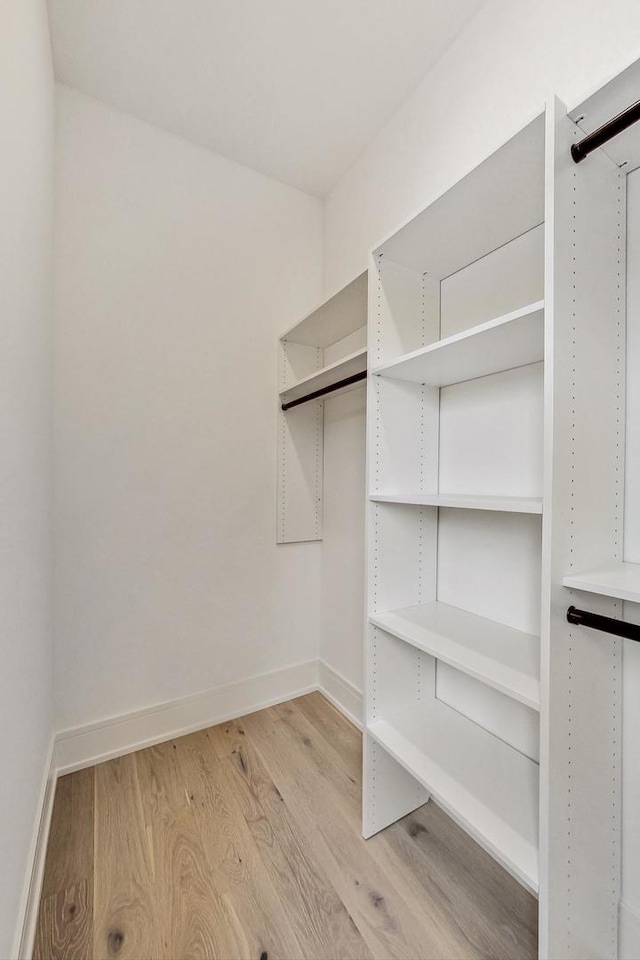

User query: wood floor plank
[201,717,250,761]
[273,698,362,790]
[134,737,192,827]
[92,755,160,960]
[149,807,250,960]
[33,881,92,960]
[224,735,372,959]
[176,728,305,960]
[387,803,537,958]
[40,769,94,899]
[272,702,362,813]
[291,691,363,773]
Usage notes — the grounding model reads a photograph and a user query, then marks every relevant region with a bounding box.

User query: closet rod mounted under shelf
[281,369,367,411]
[566,605,640,642]
[571,97,640,163]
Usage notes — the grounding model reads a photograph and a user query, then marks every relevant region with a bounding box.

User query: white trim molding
[318,660,363,728]
[55,660,319,775]
[14,738,57,960]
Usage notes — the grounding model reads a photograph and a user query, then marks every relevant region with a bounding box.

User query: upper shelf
[280,347,367,406]
[372,301,544,387]
[375,114,544,278]
[370,493,543,514]
[370,600,540,709]
[280,272,367,348]
[563,561,640,604]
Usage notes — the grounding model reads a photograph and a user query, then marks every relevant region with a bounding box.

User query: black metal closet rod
[566,605,640,642]
[571,97,640,163]
[281,369,367,411]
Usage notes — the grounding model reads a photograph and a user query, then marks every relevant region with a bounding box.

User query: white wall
[320,0,640,944]
[0,1,54,956]
[54,86,323,731]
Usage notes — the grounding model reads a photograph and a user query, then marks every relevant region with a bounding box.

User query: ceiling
[47,0,485,197]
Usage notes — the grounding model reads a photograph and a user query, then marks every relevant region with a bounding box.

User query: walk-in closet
[5,3,640,959]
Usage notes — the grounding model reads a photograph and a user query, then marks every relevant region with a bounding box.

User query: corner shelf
[370,601,540,709]
[369,492,543,514]
[563,561,640,603]
[368,698,539,893]
[372,301,544,387]
[279,347,367,406]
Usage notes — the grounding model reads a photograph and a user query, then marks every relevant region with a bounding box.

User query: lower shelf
[368,698,539,893]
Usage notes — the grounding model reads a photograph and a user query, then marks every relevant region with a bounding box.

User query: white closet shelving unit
[364,71,633,958]
[277,272,367,543]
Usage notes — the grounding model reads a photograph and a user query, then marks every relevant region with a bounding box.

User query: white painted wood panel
[563,561,640,603]
[370,492,543,514]
[437,508,542,636]
[369,600,539,708]
[372,256,440,365]
[540,98,624,960]
[279,347,366,405]
[625,168,640,564]
[439,362,544,499]
[362,732,429,839]
[376,114,544,279]
[279,340,321,390]
[281,271,367,346]
[277,401,323,543]
[367,502,437,614]
[440,224,544,338]
[323,324,367,366]
[372,302,544,387]
[435,662,540,762]
[369,377,439,495]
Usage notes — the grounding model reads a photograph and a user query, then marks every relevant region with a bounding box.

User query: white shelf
[280,347,367,405]
[368,700,539,893]
[369,492,543,514]
[280,272,367,347]
[372,301,544,387]
[563,561,640,604]
[375,115,544,278]
[370,601,540,709]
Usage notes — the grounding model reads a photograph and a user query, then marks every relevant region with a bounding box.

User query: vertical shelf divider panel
[277,272,367,543]
[538,98,625,960]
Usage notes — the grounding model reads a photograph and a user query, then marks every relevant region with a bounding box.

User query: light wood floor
[33,692,537,960]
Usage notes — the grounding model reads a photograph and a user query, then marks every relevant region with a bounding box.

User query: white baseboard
[13,737,57,960]
[620,899,640,960]
[55,659,319,775]
[318,660,363,728]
